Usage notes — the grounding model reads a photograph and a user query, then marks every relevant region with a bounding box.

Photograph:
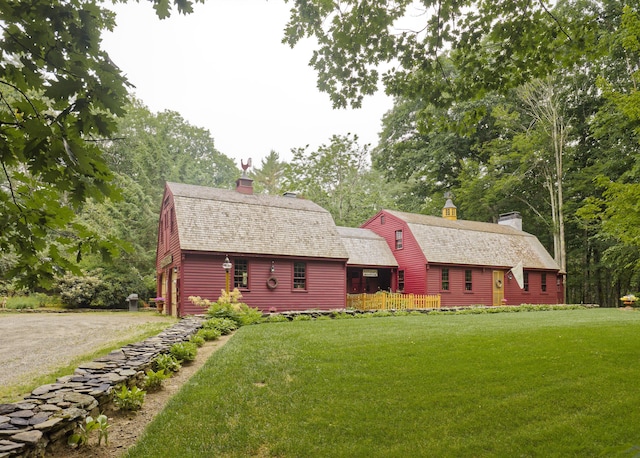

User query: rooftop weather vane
[240,158,252,177]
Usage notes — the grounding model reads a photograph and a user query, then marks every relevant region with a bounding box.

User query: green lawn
[126,309,640,457]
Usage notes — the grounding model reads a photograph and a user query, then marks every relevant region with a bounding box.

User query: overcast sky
[102,0,394,168]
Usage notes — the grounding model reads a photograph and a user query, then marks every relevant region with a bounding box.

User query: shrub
[113,385,145,411]
[189,334,205,347]
[371,310,393,317]
[264,314,289,323]
[192,289,263,327]
[197,328,222,341]
[293,314,312,321]
[6,295,41,310]
[236,303,263,325]
[143,369,170,392]
[56,273,103,308]
[203,317,238,335]
[332,311,354,319]
[68,414,109,448]
[316,314,332,321]
[153,353,181,374]
[170,342,198,363]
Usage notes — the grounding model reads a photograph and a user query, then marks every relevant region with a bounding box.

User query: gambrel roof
[384,209,560,271]
[167,182,348,260]
[337,227,398,267]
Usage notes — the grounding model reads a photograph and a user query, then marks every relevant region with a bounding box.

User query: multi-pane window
[541,273,547,292]
[441,268,449,291]
[234,259,248,288]
[380,215,385,225]
[465,269,472,291]
[523,272,529,292]
[398,270,405,292]
[293,262,306,289]
[395,230,403,249]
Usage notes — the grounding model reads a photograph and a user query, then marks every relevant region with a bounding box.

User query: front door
[172,276,179,317]
[492,270,504,306]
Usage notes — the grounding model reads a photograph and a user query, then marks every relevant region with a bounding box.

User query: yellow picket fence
[347,292,441,311]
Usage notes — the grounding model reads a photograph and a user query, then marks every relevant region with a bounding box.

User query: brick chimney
[235,176,254,195]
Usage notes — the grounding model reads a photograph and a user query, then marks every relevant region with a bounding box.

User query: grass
[126,309,640,457]
[0,315,177,402]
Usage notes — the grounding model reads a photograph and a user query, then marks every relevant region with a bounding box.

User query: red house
[156,178,348,316]
[361,199,564,307]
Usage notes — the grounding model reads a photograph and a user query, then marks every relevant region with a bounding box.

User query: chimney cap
[498,211,522,221]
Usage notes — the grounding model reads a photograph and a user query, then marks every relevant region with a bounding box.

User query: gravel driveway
[0,312,175,388]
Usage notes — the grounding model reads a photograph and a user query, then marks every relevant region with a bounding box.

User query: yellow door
[492,271,504,306]
[171,273,179,318]
[161,272,167,315]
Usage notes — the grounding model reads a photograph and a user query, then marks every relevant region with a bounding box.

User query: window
[293,262,306,289]
[523,272,529,292]
[541,273,547,292]
[398,270,405,292]
[441,268,449,291]
[380,215,385,225]
[234,259,248,288]
[395,230,403,249]
[465,269,472,291]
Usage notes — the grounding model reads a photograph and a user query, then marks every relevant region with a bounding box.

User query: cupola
[442,192,457,221]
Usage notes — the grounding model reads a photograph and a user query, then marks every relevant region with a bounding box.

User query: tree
[284,134,394,227]
[69,102,237,305]
[0,0,202,287]
[283,0,597,110]
[516,79,568,292]
[574,5,640,302]
[250,150,286,195]
[104,99,237,199]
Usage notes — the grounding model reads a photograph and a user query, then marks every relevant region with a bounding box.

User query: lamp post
[222,255,232,294]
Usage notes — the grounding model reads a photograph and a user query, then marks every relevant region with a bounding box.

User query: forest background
[1,0,639,308]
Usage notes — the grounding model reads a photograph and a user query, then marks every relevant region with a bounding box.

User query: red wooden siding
[180,253,346,315]
[362,211,428,294]
[427,266,494,307]
[428,265,563,307]
[155,189,182,316]
[504,270,564,305]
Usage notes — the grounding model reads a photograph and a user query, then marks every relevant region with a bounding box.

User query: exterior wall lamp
[222,255,232,293]
[270,261,275,273]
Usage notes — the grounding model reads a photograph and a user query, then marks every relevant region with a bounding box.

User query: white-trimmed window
[234,259,248,289]
[395,230,403,249]
[293,262,306,289]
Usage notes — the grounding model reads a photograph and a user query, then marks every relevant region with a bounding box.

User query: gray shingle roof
[168,182,348,259]
[337,227,398,267]
[385,210,560,270]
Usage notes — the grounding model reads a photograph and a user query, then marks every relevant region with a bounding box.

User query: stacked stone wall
[0,316,204,458]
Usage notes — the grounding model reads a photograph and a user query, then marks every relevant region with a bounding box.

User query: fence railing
[347,292,441,311]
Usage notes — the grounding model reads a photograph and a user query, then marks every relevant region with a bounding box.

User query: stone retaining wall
[0,316,204,458]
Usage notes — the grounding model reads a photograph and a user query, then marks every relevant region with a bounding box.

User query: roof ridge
[384,209,532,236]
[169,182,330,214]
